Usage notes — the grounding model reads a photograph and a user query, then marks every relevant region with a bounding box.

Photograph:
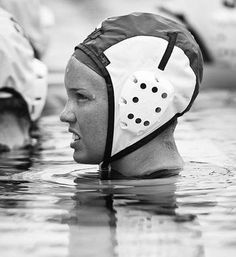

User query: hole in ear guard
[119,71,174,135]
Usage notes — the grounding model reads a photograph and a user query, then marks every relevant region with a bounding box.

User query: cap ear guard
[119,70,174,136]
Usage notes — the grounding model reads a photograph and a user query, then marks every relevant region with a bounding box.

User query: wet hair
[0,88,30,120]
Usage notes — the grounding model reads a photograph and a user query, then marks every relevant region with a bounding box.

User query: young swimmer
[60,13,203,179]
[0,8,47,152]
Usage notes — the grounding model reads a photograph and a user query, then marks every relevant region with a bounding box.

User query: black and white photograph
[0,0,236,256]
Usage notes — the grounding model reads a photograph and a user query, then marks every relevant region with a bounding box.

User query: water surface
[0,90,236,257]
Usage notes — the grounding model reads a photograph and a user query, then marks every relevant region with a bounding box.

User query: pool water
[0,90,236,257]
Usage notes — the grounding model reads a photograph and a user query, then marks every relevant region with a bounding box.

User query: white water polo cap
[0,8,48,121]
[73,12,203,171]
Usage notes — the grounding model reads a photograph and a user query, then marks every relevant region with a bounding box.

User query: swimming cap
[73,12,203,172]
[73,48,103,77]
[0,8,48,121]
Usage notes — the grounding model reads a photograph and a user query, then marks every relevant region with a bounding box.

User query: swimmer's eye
[74,91,94,102]
[75,92,88,101]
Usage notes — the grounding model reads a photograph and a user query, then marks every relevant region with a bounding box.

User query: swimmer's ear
[119,70,174,136]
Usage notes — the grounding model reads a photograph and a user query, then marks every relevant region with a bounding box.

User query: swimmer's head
[61,12,203,178]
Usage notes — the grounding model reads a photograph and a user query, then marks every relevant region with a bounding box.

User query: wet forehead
[65,57,106,92]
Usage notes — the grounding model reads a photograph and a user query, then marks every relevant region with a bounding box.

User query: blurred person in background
[0,0,54,59]
[0,8,48,152]
[60,13,203,179]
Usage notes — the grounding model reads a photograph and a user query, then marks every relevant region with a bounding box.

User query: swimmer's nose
[60,102,76,123]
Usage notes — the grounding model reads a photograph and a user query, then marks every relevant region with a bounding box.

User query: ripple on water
[0,110,236,256]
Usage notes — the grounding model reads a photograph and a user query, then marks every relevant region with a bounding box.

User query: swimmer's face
[60,57,108,164]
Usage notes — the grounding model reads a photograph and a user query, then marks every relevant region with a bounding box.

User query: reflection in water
[0,148,37,175]
[60,172,204,257]
[0,147,38,210]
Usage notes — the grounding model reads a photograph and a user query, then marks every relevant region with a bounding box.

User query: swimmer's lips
[69,128,81,148]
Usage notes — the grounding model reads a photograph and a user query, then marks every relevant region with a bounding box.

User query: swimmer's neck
[110,135,183,177]
[0,112,31,150]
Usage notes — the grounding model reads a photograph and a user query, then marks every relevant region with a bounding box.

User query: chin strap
[99,162,111,180]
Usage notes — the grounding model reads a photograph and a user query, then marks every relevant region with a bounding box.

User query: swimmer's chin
[72,151,102,165]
